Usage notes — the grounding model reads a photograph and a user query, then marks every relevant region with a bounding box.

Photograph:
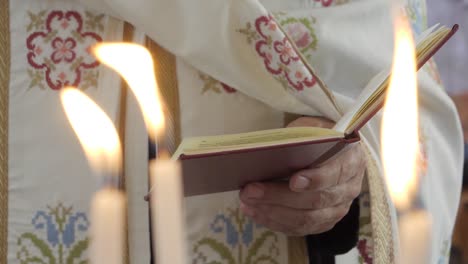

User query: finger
[290,143,365,192]
[241,182,321,209]
[243,202,351,236]
[241,174,362,209]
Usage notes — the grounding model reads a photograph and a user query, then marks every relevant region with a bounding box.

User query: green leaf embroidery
[194,238,236,264]
[244,231,278,264]
[17,233,56,264]
[66,238,89,264]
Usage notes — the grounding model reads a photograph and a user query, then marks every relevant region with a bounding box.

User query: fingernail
[245,183,264,199]
[293,175,310,190]
[240,202,255,217]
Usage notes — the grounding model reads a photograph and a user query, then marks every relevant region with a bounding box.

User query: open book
[167,24,458,197]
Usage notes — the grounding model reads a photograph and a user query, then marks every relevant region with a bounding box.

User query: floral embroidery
[193,207,280,264]
[274,14,317,61]
[357,192,373,264]
[26,10,104,90]
[357,239,372,264]
[238,15,317,91]
[16,203,90,264]
[199,73,237,94]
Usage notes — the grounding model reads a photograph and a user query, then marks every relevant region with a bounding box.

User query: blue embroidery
[32,211,60,247]
[63,212,90,248]
[17,203,90,263]
[210,214,240,248]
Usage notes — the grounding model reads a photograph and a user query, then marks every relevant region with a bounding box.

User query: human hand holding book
[238,116,366,236]
[145,24,458,198]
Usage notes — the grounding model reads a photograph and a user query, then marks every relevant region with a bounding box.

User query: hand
[239,117,366,236]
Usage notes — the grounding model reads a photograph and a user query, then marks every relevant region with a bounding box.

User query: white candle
[60,88,125,264]
[90,188,126,264]
[92,43,187,263]
[380,8,433,263]
[150,159,187,264]
[398,210,432,264]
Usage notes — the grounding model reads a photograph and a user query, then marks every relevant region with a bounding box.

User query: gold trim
[118,22,134,191]
[0,0,9,262]
[288,237,308,264]
[145,38,181,155]
[119,22,135,264]
[362,142,395,263]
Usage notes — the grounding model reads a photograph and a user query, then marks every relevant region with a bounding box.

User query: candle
[381,10,431,264]
[90,188,126,264]
[93,43,187,264]
[61,88,125,264]
[150,158,187,264]
[398,210,431,263]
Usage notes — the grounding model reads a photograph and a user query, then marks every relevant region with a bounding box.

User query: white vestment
[4,0,463,263]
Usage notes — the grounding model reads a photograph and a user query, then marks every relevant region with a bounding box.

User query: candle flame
[92,43,165,139]
[61,88,122,175]
[381,15,419,210]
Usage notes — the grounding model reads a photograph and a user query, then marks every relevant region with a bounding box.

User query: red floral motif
[51,38,76,63]
[274,14,318,62]
[285,23,312,49]
[357,239,373,264]
[274,38,300,65]
[240,15,316,91]
[26,10,103,90]
[315,0,334,7]
[220,83,237,94]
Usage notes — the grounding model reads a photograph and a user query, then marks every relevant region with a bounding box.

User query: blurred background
[426,0,468,263]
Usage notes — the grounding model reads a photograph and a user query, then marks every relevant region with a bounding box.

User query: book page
[173,127,343,158]
[334,70,389,132]
[335,24,455,135]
